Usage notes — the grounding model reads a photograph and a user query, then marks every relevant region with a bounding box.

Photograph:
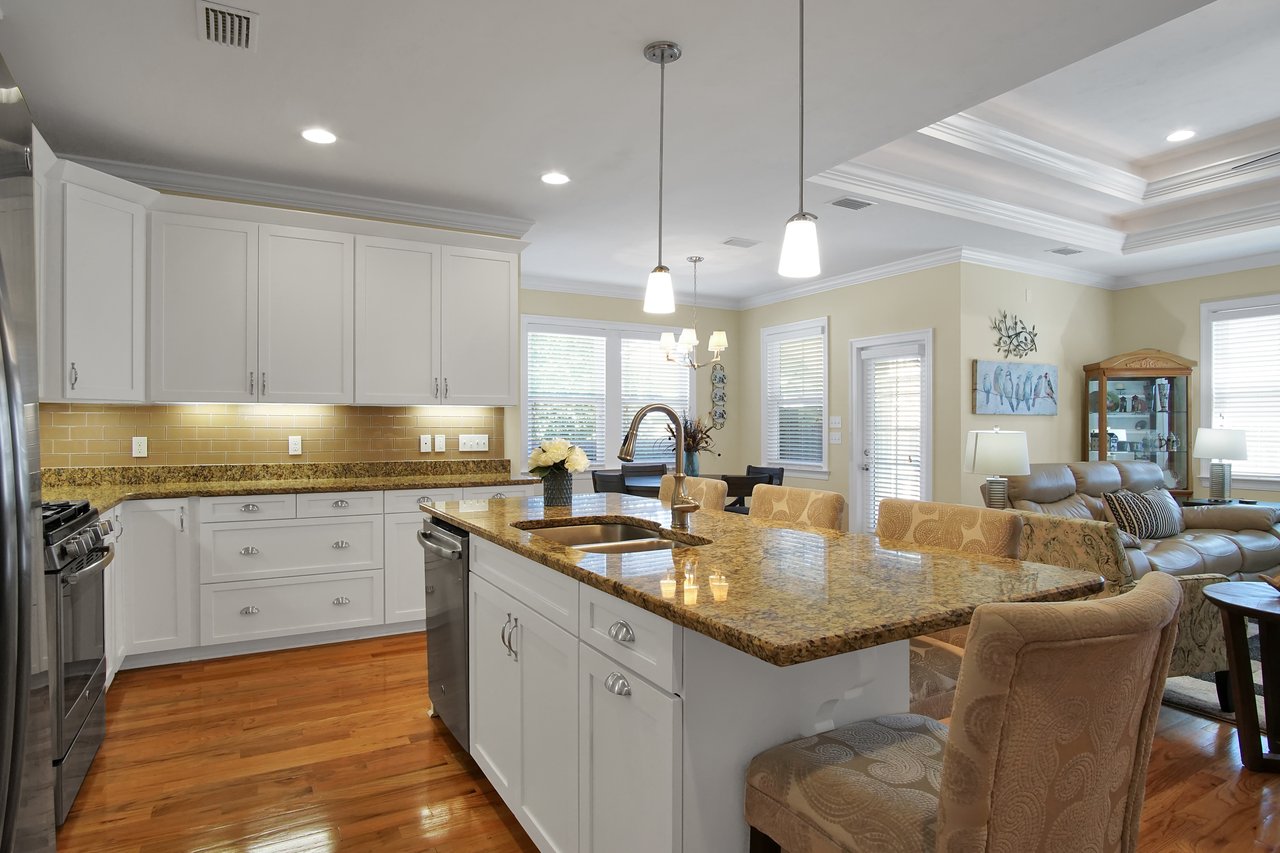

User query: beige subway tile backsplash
[39,404,506,468]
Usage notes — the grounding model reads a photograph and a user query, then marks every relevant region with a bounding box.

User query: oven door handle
[65,546,114,585]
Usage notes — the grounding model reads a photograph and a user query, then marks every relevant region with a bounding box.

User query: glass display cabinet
[1083,348,1196,498]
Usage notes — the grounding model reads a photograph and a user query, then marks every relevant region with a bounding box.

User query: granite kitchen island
[422,493,1103,853]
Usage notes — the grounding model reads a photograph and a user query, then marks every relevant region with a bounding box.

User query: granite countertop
[42,462,537,512]
[422,493,1105,667]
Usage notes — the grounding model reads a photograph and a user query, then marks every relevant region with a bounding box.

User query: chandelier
[660,256,728,369]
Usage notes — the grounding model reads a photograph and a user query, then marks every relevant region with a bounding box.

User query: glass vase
[684,450,700,478]
[542,467,573,506]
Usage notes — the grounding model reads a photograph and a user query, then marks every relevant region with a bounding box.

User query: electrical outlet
[459,434,489,452]
[420,435,432,453]
[434,434,446,453]
[829,416,842,429]
[131,436,148,458]
[288,435,303,456]
[830,431,842,445]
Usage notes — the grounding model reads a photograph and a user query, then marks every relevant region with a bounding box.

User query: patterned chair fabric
[749,484,847,532]
[876,499,1023,558]
[656,474,728,511]
[746,572,1183,853]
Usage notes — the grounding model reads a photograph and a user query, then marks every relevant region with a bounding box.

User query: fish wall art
[973,360,1058,416]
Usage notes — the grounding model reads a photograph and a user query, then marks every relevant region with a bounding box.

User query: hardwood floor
[59,634,1278,852]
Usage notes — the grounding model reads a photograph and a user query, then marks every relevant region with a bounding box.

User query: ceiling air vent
[1047,246,1083,256]
[830,196,875,212]
[722,237,760,249]
[197,1,258,50]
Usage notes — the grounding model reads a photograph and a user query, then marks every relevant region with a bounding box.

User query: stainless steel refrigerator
[0,51,56,853]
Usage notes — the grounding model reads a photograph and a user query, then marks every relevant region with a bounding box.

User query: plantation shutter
[525,330,607,464]
[763,320,827,470]
[860,343,925,533]
[620,336,688,463]
[1210,305,1280,480]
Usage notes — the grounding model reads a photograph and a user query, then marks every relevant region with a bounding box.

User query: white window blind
[861,345,924,532]
[1208,302,1280,481]
[526,330,607,464]
[621,337,693,462]
[762,319,827,471]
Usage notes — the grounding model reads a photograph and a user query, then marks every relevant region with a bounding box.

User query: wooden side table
[1203,582,1280,772]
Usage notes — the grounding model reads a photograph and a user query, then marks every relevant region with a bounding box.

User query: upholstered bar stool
[745,571,1182,853]
[749,484,847,532]
[657,474,728,511]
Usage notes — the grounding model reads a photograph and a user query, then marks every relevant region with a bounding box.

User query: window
[1202,295,1280,485]
[523,316,695,468]
[761,318,828,474]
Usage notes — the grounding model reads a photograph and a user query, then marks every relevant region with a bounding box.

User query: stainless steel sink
[523,521,704,553]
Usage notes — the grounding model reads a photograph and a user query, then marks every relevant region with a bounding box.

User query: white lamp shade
[677,327,699,348]
[707,330,729,352]
[963,428,1030,476]
[643,267,675,314]
[778,214,821,278]
[659,332,677,352]
[1193,427,1247,461]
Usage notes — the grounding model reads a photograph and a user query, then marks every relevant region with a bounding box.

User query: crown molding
[66,155,535,239]
[1112,250,1280,289]
[957,247,1117,288]
[737,248,966,309]
[813,163,1126,253]
[1143,149,1280,205]
[1124,200,1280,253]
[520,274,740,310]
[919,112,1147,202]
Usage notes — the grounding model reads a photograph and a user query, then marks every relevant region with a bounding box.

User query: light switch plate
[829,416,842,429]
[830,431,842,444]
[459,434,489,452]
[288,435,302,456]
[434,434,446,453]
[131,436,148,458]
[420,435,432,453]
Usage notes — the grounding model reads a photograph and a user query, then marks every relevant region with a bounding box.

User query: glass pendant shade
[778,213,821,278]
[707,330,729,353]
[659,331,677,352]
[677,328,699,349]
[644,266,675,314]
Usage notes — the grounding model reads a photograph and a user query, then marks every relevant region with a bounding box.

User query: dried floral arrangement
[991,310,1038,358]
[664,412,720,455]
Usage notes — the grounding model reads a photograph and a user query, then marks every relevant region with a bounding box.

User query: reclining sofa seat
[998,460,1280,582]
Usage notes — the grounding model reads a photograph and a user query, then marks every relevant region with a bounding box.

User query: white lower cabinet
[201,570,384,645]
[384,488,462,623]
[470,576,524,803]
[119,498,197,655]
[200,515,383,583]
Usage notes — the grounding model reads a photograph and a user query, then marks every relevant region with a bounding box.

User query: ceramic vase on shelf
[542,467,573,506]
[684,450,700,478]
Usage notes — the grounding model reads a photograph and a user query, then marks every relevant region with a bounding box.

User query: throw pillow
[1102,489,1182,540]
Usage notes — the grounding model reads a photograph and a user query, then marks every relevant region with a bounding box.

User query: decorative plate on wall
[710,363,727,426]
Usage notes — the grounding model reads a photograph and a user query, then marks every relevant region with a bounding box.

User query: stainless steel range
[41,499,113,825]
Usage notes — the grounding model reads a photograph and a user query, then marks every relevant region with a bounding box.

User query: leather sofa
[993,461,1280,582]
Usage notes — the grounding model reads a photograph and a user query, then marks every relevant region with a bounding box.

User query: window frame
[1199,292,1280,491]
[521,314,697,471]
[760,317,829,478]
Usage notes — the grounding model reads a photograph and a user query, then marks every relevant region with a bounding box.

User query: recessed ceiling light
[301,127,337,144]
[1165,129,1196,143]
[541,171,570,185]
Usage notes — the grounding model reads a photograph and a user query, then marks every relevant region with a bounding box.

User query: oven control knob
[62,537,90,559]
[96,519,115,539]
[82,527,103,548]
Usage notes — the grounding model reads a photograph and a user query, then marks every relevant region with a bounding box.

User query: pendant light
[778,0,821,279]
[643,40,681,314]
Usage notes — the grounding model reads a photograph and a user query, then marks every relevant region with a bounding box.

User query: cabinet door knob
[239,546,260,556]
[331,499,350,508]
[607,620,636,644]
[240,605,260,616]
[241,503,260,513]
[332,540,350,550]
[604,672,632,696]
[332,596,351,606]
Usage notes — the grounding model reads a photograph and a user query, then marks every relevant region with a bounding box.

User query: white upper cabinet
[150,213,259,402]
[258,225,354,403]
[439,246,518,406]
[355,236,440,405]
[61,183,146,401]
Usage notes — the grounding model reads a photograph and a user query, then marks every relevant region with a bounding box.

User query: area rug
[1162,619,1266,730]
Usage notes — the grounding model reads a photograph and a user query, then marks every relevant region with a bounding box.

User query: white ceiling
[0,0,1216,306]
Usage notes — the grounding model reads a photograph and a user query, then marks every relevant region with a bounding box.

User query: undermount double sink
[520,519,709,554]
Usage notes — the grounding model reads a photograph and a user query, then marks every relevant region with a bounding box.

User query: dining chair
[746,464,785,485]
[748,484,847,532]
[591,469,626,494]
[745,571,1182,853]
[657,474,728,511]
[621,462,668,478]
[722,473,773,515]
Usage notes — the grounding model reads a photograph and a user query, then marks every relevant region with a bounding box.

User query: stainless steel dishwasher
[418,514,470,752]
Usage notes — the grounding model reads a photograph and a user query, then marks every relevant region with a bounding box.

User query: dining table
[622,473,768,503]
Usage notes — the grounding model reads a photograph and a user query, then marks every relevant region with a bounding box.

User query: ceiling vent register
[197,1,258,50]
[830,196,875,212]
[1047,246,1083,256]
[722,237,760,249]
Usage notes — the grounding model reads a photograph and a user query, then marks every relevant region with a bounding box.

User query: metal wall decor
[990,310,1038,358]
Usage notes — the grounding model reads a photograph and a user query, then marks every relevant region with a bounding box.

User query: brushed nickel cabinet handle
[607,620,636,644]
[604,672,632,696]
[240,503,260,513]
[331,499,350,508]
[508,617,519,662]
[240,605,260,616]
[69,362,78,390]
[434,377,439,399]
[332,540,350,550]
[249,371,255,395]
[262,372,267,395]
[444,377,449,399]
[239,546,260,556]
[500,613,512,657]
[332,596,351,606]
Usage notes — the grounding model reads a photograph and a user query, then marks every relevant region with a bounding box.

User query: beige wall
[1111,263,1280,500]
[511,288,744,476]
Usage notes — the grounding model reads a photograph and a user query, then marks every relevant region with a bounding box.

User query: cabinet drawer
[296,490,384,518]
[200,516,383,583]
[201,570,384,645]
[200,494,296,522]
[461,484,535,500]
[384,487,462,515]
[471,538,577,635]
[580,584,682,694]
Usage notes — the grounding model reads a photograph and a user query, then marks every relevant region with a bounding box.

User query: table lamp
[1193,428,1247,501]
[964,427,1030,510]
